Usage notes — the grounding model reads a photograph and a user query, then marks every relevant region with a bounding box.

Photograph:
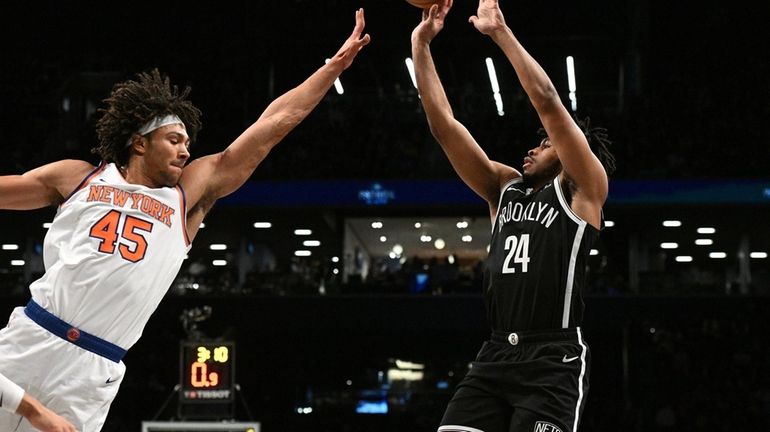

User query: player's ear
[128,134,147,155]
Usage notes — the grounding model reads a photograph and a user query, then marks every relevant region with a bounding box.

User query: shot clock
[179,341,236,419]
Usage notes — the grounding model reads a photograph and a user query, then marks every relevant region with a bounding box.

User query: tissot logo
[534,421,563,432]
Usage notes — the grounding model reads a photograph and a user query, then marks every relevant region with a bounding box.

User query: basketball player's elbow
[427,116,454,142]
[265,111,300,138]
[260,109,305,142]
[220,146,270,178]
[529,83,560,111]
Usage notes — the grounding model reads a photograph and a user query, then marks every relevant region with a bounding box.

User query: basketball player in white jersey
[1,373,75,431]
[0,9,370,431]
[412,1,615,431]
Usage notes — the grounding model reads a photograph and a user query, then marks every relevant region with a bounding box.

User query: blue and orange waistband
[24,300,126,363]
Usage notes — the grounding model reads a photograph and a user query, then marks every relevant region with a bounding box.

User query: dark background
[1,1,769,431]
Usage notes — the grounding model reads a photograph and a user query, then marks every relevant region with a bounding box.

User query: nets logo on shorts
[534,421,563,432]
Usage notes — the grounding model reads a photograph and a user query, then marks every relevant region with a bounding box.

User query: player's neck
[522,175,554,192]
[120,163,163,188]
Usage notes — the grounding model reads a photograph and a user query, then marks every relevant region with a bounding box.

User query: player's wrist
[0,373,25,413]
[488,25,512,43]
[15,393,41,418]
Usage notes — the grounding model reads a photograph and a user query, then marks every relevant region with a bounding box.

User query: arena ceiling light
[709,252,727,259]
[371,221,383,229]
[662,220,682,227]
[303,240,321,247]
[590,249,599,256]
[212,260,227,266]
[387,369,423,381]
[294,229,312,236]
[604,221,615,227]
[42,223,52,229]
[405,58,417,88]
[209,244,227,250]
[675,256,693,262]
[462,235,473,243]
[1,244,19,250]
[10,260,24,266]
[750,252,767,259]
[697,227,716,234]
[485,58,504,116]
[434,238,446,250]
[294,250,312,257]
[566,56,577,112]
[325,59,344,95]
[253,222,272,228]
[695,239,713,246]
[660,242,678,249]
[395,359,425,370]
[456,221,469,229]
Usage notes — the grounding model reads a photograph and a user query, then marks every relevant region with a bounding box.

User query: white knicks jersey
[29,162,191,349]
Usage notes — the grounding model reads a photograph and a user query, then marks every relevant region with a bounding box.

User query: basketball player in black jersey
[412,1,615,431]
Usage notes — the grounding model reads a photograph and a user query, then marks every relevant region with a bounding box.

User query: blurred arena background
[1,0,769,431]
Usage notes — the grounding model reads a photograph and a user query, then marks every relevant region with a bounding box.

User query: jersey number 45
[89,210,153,263]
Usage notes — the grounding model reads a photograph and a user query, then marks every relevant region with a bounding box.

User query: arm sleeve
[0,372,25,413]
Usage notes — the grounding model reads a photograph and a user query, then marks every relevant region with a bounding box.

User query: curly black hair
[94,69,202,166]
[537,115,616,175]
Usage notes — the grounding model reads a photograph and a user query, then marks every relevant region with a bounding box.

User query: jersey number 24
[502,234,530,273]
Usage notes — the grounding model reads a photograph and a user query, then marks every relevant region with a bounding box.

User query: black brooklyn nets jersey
[483,176,600,332]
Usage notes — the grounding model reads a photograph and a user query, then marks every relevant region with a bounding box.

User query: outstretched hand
[411,0,453,44]
[330,8,371,71]
[25,404,77,432]
[469,0,507,36]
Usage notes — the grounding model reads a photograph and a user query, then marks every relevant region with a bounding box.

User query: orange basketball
[405,0,439,8]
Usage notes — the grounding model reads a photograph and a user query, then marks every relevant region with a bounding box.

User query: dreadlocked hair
[536,115,616,176]
[94,69,202,166]
[575,116,616,175]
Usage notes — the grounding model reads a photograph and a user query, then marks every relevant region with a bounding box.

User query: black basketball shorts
[439,328,591,432]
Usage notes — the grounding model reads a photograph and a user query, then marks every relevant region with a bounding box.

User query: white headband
[126,114,186,147]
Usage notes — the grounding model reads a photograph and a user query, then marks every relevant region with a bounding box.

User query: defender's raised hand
[469,0,507,36]
[411,0,453,45]
[330,8,371,70]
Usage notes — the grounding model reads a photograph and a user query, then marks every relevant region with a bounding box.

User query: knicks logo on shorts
[66,327,81,342]
[534,421,563,432]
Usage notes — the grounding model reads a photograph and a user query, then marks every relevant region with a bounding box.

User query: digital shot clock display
[179,341,235,403]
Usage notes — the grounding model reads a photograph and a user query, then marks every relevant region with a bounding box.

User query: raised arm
[411,0,518,214]
[0,160,96,210]
[180,9,371,224]
[470,0,608,223]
